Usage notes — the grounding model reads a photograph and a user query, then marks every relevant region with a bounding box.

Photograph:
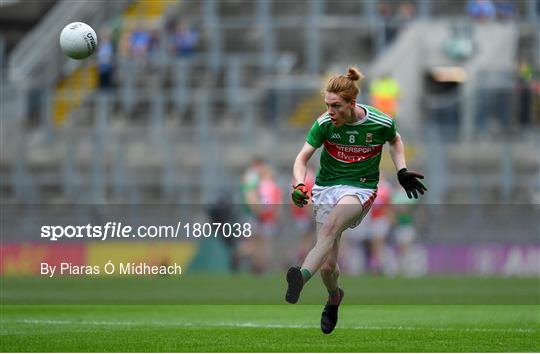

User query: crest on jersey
[365,133,373,143]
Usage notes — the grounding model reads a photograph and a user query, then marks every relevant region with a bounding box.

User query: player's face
[324,92,355,128]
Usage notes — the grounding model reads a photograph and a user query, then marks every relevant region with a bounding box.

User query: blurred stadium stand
[1,0,539,276]
[0,0,57,54]
[2,0,538,204]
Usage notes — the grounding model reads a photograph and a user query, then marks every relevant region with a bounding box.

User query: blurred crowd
[378,1,417,47]
[95,16,200,91]
[466,0,517,21]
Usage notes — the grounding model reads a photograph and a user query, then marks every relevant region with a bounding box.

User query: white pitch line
[213,322,538,333]
[1,319,536,334]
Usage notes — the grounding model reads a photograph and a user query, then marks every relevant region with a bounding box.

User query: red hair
[325,67,365,102]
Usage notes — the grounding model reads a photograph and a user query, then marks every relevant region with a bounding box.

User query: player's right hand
[291,183,310,207]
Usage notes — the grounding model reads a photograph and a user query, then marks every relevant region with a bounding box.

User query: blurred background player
[289,167,316,265]
[287,67,426,334]
[364,174,393,274]
[207,191,241,272]
[241,158,283,273]
[391,189,420,276]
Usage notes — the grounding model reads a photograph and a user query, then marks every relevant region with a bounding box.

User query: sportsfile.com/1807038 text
[40,222,252,241]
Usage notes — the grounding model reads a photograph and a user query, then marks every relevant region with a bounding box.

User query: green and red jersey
[306,104,397,189]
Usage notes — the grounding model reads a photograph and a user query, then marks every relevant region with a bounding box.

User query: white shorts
[244,216,279,238]
[293,216,314,234]
[394,225,416,245]
[312,184,377,229]
[369,217,392,239]
[341,213,391,241]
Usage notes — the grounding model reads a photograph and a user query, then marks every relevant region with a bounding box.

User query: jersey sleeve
[306,120,326,148]
[385,118,397,142]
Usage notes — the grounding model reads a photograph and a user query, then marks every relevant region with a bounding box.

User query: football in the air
[59,22,98,60]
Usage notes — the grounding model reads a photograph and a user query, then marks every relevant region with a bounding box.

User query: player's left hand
[291,183,310,207]
[397,168,427,199]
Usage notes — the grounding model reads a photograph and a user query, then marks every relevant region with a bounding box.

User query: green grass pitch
[2,305,539,352]
[1,275,539,352]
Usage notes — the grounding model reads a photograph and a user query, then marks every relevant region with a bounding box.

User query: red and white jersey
[258,177,283,222]
[370,179,392,220]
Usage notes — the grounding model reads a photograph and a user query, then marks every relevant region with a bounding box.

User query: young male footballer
[286,67,426,334]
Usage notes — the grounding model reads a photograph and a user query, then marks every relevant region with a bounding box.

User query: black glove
[397,168,427,199]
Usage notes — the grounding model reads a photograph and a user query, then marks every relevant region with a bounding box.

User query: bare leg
[320,230,341,293]
[369,235,386,273]
[319,223,347,334]
[302,195,364,276]
[285,195,365,305]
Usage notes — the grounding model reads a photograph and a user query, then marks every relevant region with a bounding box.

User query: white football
[59,22,98,60]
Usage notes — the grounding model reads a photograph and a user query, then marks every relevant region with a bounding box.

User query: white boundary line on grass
[2,319,536,334]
